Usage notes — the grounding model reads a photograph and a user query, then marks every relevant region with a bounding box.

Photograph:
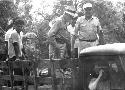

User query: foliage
[84,0,124,43]
[0,1,18,30]
[1,0,125,59]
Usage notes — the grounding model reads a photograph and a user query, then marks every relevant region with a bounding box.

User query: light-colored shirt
[20,31,24,49]
[48,16,64,37]
[67,24,79,48]
[67,24,75,35]
[8,29,22,58]
[48,15,70,42]
[75,16,101,40]
[5,27,14,42]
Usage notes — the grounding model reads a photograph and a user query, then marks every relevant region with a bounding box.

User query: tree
[0,1,17,30]
[92,0,124,43]
[3,0,124,59]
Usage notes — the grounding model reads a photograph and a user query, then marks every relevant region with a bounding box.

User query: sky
[29,0,58,21]
[31,0,57,15]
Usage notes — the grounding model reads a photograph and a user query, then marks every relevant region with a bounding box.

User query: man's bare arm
[97,26,104,45]
[48,21,60,38]
[94,69,103,83]
[5,41,8,58]
[89,69,103,90]
[47,21,61,49]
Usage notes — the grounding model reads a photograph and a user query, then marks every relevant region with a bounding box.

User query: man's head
[83,3,93,18]
[13,18,25,33]
[64,6,77,23]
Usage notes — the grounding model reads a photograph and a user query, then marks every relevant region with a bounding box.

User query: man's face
[66,14,73,24]
[15,24,24,33]
[84,7,93,17]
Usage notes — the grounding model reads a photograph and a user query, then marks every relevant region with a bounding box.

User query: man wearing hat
[71,3,102,57]
[48,6,77,59]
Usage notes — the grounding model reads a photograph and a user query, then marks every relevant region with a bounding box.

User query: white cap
[66,6,76,12]
[65,6,78,18]
[83,3,92,9]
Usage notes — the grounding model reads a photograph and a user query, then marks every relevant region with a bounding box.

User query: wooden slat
[0,58,77,88]
[0,58,79,69]
[42,59,61,61]
[41,58,78,61]
[0,60,33,69]
[37,77,52,85]
[1,75,23,81]
[0,75,72,85]
[38,58,79,69]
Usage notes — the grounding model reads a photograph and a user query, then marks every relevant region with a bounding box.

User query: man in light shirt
[67,16,79,58]
[8,19,24,60]
[72,3,102,57]
[89,69,103,90]
[5,19,25,59]
[5,20,14,58]
[7,18,25,88]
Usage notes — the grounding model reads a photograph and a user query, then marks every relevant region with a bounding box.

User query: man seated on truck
[89,64,110,90]
[89,69,103,90]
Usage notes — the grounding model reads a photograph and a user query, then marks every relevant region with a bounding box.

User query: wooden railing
[0,58,79,90]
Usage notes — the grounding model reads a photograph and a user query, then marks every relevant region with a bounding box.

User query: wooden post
[123,12,125,31]
[8,61,14,90]
[50,58,57,90]
[70,58,77,90]
[22,61,27,90]
[77,57,88,90]
[33,61,38,90]
[0,68,3,90]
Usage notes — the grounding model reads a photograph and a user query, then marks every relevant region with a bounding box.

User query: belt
[79,39,97,42]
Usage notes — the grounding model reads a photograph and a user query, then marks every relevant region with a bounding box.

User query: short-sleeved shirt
[48,16,66,36]
[5,27,14,42]
[8,29,22,58]
[67,24,75,35]
[76,16,101,41]
[48,16,70,43]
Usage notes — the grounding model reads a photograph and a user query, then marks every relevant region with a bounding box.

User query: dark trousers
[7,56,23,86]
[7,56,29,87]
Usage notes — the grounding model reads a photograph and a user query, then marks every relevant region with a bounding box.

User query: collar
[13,29,20,35]
[85,16,94,21]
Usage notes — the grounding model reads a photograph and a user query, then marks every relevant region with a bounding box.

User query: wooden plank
[0,75,72,85]
[0,60,33,69]
[0,58,79,69]
[38,58,79,69]
[1,75,23,81]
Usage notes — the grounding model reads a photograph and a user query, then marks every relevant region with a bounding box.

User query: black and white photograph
[0,0,125,90]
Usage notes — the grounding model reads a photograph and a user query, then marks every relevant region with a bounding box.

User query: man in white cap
[71,3,102,57]
[48,6,77,59]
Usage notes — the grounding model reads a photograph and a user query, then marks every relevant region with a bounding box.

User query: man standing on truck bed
[71,3,102,57]
[48,6,77,59]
